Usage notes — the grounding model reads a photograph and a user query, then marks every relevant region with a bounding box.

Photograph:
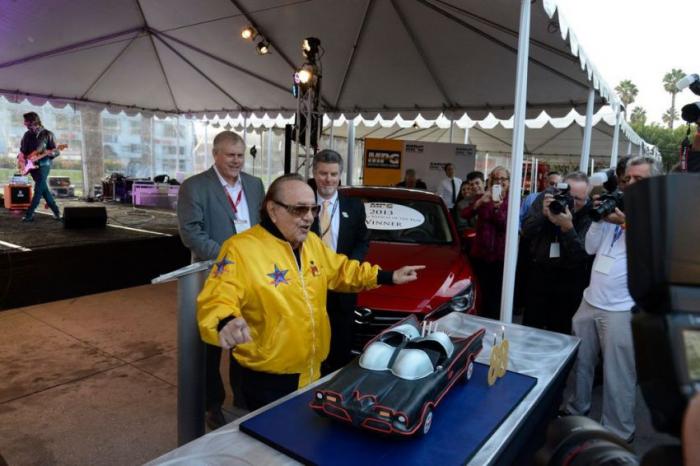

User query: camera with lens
[547,182,574,216]
[589,190,624,222]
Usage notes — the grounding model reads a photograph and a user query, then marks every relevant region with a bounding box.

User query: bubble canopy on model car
[359,320,455,380]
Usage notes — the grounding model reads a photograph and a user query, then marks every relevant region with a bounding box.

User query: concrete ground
[0,284,681,465]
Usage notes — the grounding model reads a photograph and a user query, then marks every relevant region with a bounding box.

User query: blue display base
[240,362,537,466]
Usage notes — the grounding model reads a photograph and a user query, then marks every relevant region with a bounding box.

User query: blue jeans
[26,164,60,218]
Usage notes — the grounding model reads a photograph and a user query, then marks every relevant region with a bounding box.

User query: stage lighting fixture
[297,67,313,85]
[241,26,256,41]
[302,37,321,60]
[256,40,270,55]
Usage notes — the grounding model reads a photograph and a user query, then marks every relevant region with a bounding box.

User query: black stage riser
[0,236,189,310]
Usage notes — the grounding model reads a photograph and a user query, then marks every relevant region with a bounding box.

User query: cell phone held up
[491,184,502,203]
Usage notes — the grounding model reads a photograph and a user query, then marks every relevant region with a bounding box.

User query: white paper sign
[364,202,425,230]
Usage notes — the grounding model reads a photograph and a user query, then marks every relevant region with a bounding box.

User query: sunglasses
[273,200,321,217]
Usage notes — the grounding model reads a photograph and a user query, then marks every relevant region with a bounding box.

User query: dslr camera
[588,168,623,222]
[547,182,574,216]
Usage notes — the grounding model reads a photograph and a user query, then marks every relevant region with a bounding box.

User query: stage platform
[0,200,189,310]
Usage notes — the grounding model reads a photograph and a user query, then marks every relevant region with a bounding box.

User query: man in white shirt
[437,163,462,210]
[564,156,662,442]
[310,150,369,373]
[177,130,265,427]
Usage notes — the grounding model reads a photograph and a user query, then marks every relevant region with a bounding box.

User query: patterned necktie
[320,200,333,248]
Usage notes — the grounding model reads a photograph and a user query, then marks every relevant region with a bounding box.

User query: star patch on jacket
[214,257,234,277]
[267,264,290,287]
[309,260,320,277]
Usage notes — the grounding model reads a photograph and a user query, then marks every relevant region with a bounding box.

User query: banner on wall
[363,138,476,191]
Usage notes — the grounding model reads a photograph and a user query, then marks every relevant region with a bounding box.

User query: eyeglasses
[273,200,321,217]
[492,177,510,182]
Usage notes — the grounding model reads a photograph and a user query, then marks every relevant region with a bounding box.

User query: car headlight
[450,282,474,312]
[315,391,324,400]
[396,414,407,424]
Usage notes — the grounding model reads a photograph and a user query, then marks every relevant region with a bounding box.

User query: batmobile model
[310,316,485,436]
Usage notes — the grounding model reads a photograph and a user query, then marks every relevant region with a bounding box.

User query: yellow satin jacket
[197,224,380,388]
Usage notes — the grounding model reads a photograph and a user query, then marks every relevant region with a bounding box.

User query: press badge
[549,242,561,258]
[594,254,615,275]
[234,218,249,226]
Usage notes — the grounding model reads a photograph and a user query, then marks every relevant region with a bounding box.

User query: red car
[342,186,479,351]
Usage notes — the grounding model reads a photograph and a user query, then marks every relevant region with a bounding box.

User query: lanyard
[320,198,339,238]
[608,225,623,253]
[225,188,243,215]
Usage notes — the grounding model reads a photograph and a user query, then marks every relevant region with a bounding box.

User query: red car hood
[358,242,470,313]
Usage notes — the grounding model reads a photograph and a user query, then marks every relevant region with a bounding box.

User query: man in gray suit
[177,130,264,428]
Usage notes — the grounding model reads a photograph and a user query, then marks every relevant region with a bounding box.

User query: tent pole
[533,158,539,193]
[463,126,470,144]
[266,127,273,185]
[347,120,356,186]
[590,157,595,176]
[449,119,454,143]
[627,140,632,155]
[500,0,531,324]
[329,115,335,150]
[638,143,643,156]
[609,108,621,168]
[530,156,536,193]
[579,87,595,173]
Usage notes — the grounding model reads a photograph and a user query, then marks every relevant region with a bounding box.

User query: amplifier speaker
[63,206,107,229]
[4,184,32,209]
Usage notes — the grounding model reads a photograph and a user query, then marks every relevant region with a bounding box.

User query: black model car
[310,316,485,436]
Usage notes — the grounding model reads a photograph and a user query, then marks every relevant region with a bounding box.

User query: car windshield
[361,197,453,245]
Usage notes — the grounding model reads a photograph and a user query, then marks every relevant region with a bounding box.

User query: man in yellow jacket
[197,173,424,410]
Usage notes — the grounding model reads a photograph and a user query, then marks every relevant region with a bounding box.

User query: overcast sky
[555,0,699,125]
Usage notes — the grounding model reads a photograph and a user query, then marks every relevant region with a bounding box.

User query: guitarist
[17,112,62,222]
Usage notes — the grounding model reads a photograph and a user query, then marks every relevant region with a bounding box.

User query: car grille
[352,308,419,353]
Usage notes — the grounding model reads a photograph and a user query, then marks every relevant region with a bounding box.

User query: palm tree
[662,68,685,129]
[615,80,639,121]
[630,106,647,126]
[662,108,679,128]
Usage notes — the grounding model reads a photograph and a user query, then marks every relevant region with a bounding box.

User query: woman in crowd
[460,166,510,319]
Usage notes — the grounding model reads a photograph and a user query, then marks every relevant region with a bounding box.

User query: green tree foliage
[662,68,685,130]
[631,121,697,170]
[662,108,680,129]
[630,107,647,126]
[615,80,639,120]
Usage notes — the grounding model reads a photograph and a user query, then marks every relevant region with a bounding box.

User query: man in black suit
[310,149,370,374]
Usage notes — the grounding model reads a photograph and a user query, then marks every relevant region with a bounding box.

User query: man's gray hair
[212,131,245,155]
[312,149,344,171]
[564,171,589,184]
[627,155,663,177]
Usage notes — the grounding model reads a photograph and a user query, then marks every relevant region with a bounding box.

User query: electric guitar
[18,144,68,176]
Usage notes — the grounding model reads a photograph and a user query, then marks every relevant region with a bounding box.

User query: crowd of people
[174,127,666,443]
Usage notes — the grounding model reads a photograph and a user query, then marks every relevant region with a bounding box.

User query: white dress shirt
[317,190,339,251]
[213,165,251,233]
[582,221,634,312]
[437,176,462,209]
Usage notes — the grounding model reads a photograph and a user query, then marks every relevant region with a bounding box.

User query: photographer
[521,171,593,334]
[563,156,663,443]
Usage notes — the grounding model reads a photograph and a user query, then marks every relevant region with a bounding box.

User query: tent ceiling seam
[415,0,591,92]
[136,0,180,112]
[0,27,145,69]
[392,0,453,108]
[81,35,139,100]
[150,30,245,111]
[334,0,374,110]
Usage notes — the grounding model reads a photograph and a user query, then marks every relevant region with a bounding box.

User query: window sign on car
[364,202,425,230]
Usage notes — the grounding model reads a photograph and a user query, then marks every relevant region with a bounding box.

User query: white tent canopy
[1,0,617,119]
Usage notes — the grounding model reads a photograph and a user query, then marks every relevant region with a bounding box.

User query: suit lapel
[336,195,348,253]
[207,167,238,227]
[240,173,258,226]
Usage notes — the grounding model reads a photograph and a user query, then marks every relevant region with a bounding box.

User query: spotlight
[302,37,321,61]
[297,67,313,85]
[241,26,256,41]
[256,40,270,55]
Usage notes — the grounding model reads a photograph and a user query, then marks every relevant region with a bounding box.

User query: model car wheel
[421,408,433,435]
[462,360,474,383]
